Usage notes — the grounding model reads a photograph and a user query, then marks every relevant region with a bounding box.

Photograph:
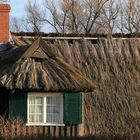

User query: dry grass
[0,116,139,140]
[0,116,25,139]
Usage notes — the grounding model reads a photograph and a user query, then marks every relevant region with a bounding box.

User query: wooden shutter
[64,93,82,125]
[9,93,27,122]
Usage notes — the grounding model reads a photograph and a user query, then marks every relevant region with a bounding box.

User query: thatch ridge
[12,32,140,38]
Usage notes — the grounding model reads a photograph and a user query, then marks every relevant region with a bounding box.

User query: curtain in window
[29,96,43,123]
[28,95,62,124]
[46,96,61,123]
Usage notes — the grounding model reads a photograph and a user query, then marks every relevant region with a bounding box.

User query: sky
[10,0,43,18]
[9,0,52,32]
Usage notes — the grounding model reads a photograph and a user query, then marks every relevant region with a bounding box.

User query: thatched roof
[0,36,140,93]
[0,35,140,136]
[0,38,94,92]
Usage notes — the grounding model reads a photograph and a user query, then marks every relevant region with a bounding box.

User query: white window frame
[27,92,64,126]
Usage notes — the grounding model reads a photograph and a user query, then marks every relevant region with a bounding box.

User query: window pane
[29,105,35,113]
[29,115,35,122]
[36,97,43,104]
[46,95,62,123]
[53,105,59,113]
[47,106,52,113]
[47,96,52,104]
[28,94,63,124]
[29,97,35,104]
[53,114,59,122]
[36,105,43,114]
[46,114,52,122]
[29,96,43,123]
[36,115,43,122]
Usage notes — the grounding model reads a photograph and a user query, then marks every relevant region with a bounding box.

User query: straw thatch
[0,37,139,93]
[0,38,94,92]
[0,36,140,137]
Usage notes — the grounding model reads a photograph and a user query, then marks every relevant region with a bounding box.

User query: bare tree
[13,0,140,34]
[118,0,140,34]
[81,0,109,34]
[41,0,83,33]
[60,0,82,33]
[42,0,108,34]
[117,0,125,34]
[10,17,23,32]
[24,0,44,32]
[42,0,63,33]
[99,0,120,35]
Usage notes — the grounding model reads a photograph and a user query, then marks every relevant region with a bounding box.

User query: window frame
[27,92,64,126]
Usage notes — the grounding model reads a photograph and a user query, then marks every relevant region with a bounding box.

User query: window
[9,92,82,126]
[27,93,63,125]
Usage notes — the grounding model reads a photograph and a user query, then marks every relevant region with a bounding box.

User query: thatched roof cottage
[0,3,140,139]
[0,35,140,138]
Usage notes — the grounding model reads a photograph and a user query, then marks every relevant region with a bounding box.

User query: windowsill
[26,123,65,126]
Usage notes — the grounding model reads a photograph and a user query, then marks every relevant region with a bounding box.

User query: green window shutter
[9,93,27,122]
[64,93,82,125]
